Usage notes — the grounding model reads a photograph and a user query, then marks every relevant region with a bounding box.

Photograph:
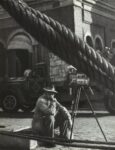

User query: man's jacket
[32,94,72,128]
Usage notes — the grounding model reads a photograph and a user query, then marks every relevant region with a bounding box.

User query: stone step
[0,126,37,150]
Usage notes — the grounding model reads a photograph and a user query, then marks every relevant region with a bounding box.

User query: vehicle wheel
[105,94,115,114]
[1,92,19,112]
[21,104,34,112]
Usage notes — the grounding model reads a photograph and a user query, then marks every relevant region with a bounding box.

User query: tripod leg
[83,87,108,142]
[70,87,81,140]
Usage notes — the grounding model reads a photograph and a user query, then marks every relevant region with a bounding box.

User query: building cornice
[80,0,115,22]
[29,0,74,11]
[1,0,115,24]
[0,0,74,19]
[85,0,115,11]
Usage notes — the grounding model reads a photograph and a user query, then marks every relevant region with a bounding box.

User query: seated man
[32,86,73,147]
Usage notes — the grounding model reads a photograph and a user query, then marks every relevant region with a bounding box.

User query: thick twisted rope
[0,0,115,92]
[22,1,114,79]
[17,0,115,86]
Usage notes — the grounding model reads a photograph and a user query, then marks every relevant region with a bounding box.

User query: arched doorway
[111,40,115,55]
[86,35,94,48]
[7,34,33,77]
[110,40,115,66]
[95,36,103,52]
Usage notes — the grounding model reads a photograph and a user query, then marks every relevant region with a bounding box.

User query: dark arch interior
[95,37,103,51]
[86,36,94,48]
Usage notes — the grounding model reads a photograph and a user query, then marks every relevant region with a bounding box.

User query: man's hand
[49,101,57,116]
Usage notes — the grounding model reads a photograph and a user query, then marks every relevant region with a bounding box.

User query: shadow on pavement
[0,110,113,118]
[70,111,113,118]
[0,111,33,118]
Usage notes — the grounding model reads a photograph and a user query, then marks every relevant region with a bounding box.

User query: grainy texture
[0,111,115,150]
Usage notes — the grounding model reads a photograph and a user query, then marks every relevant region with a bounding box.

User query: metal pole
[83,86,108,142]
[70,87,81,140]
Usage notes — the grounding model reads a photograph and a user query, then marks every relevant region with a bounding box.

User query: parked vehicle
[0,62,47,112]
[0,61,114,114]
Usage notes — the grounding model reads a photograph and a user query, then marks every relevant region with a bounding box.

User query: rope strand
[0,0,115,92]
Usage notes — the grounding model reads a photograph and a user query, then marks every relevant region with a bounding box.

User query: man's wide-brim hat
[43,86,58,93]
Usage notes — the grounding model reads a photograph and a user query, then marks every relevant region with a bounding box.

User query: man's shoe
[44,142,56,148]
[37,141,46,147]
[38,141,56,148]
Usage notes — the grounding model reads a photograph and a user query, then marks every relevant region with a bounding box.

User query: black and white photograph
[0,0,115,149]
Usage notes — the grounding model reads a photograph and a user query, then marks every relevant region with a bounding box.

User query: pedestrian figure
[32,86,72,147]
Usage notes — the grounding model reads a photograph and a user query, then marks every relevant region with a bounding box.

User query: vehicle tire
[104,94,115,114]
[1,91,19,112]
[21,104,34,112]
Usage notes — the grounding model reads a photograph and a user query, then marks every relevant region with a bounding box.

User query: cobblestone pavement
[0,111,115,150]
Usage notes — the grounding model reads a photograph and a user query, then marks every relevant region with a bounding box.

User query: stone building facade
[0,0,115,85]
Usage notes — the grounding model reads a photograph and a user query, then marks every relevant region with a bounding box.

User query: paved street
[0,110,115,149]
